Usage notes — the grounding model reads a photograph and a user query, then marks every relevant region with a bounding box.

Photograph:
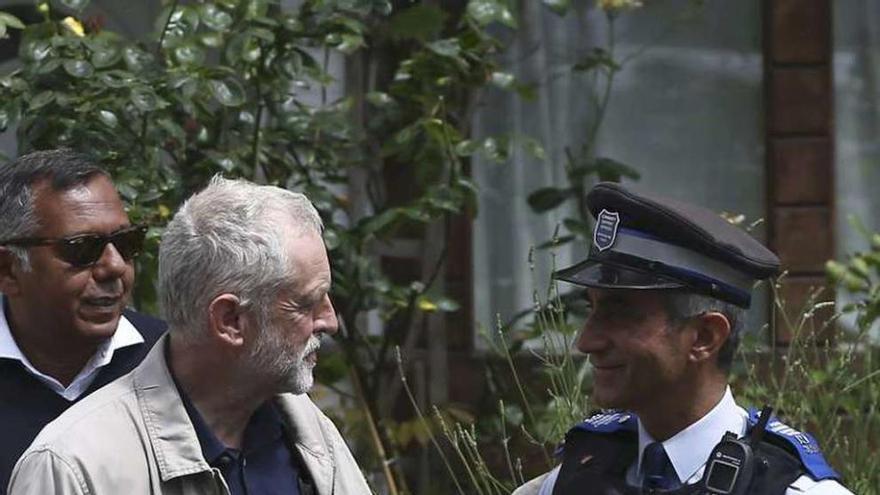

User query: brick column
[764,0,835,342]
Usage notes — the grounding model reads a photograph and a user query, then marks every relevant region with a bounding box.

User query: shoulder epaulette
[747,408,840,481]
[554,411,638,457]
[570,410,638,435]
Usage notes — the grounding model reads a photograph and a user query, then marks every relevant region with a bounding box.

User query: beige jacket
[7,336,372,495]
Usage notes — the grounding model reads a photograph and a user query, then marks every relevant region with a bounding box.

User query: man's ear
[207,294,249,349]
[689,311,731,365]
[0,248,23,296]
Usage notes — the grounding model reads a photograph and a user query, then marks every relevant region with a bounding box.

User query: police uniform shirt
[533,388,853,495]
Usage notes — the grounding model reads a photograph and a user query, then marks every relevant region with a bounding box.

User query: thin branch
[396,348,467,495]
[251,45,266,180]
[157,0,178,54]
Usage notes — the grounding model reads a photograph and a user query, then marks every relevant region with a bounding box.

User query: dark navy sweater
[0,310,166,494]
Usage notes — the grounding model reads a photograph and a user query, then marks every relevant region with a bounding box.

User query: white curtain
[472,0,765,339]
[834,0,880,336]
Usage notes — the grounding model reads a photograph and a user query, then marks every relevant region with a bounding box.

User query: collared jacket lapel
[8,334,372,495]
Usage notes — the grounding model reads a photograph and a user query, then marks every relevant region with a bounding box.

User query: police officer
[513,183,852,494]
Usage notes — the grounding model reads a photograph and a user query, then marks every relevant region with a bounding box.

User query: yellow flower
[158,204,171,219]
[597,0,643,11]
[417,299,438,312]
[61,16,85,37]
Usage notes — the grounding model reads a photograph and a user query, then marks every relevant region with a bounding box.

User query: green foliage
[0,11,25,39]
[733,243,880,494]
[826,229,880,329]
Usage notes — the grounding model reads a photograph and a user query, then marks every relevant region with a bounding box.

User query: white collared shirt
[0,295,144,401]
[537,387,853,494]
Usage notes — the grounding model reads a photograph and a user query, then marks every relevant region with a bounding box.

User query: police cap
[554,182,780,308]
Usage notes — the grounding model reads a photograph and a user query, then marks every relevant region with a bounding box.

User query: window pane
[472,1,764,339]
[833,0,880,336]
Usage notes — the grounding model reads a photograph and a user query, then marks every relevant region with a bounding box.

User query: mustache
[85,281,127,300]
[302,335,322,356]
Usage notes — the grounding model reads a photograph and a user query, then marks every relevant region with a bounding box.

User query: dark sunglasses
[0,225,148,268]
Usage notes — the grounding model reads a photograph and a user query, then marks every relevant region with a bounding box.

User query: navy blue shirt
[176,384,303,495]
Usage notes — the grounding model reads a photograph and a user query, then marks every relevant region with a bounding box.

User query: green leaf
[123,47,155,72]
[208,78,245,107]
[0,107,10,130]
[97,70,135,88]
[117,182,138,201]
[163,6,200,39]
[360,209,400,236]
[323,228,341,251]
[490,71,515,90]
[426,39,460,58]
[466,0,517,28]
[173,43,206,65]
[200,4,233,31]
[30,90,56,110]
[572,47,619,73]
[337,34,364,54]
[130,87,159,111]
[480,136,510,162]
[542,0,571,15]
[373,1,393,16]
[200,32,224,48]
[226,32,262,63]
[63,59,94,78]
[249,27,274,43]
[23,39,52,61]
[523,137,545,160]
[563,218,591,237]
[314,349,347,386]
[245,0,270,19]
[527,187,573,212]
[366,91,393,107]
[454,139,478,157]
[90,44,122,68]
[0,12,25,30]
[97,109,118,128]
[36,59,61,74]
[435,297,461,312]
[388,4,447,41]
[593,156,640,181]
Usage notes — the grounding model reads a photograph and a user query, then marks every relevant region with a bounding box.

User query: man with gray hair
[8,177,371,494]
[0,149,164,494]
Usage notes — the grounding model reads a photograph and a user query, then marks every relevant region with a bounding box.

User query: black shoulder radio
[700,405,773,494]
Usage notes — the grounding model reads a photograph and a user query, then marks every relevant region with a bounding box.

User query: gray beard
[279,335,321,394]
[249,329,321,395]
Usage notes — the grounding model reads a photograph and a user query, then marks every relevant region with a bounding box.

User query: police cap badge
[554,182,780,308]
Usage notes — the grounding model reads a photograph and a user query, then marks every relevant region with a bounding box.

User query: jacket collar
[276,393,334,495]
[132,334,212,482]
[131,334,333,491]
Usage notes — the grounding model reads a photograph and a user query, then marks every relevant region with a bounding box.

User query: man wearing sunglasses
[8,177,370,494]
[0,149,165,494]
